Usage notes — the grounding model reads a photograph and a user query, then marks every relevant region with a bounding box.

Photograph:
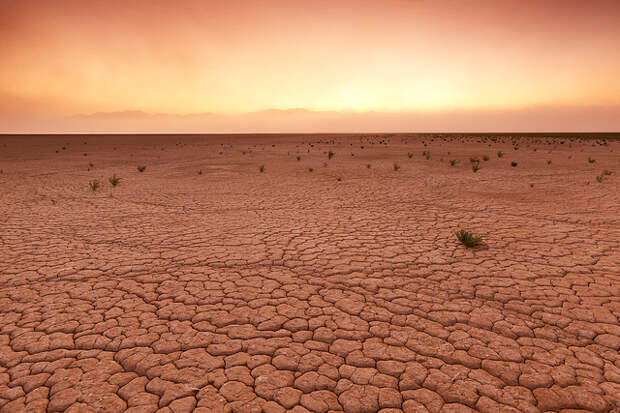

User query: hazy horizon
[3,105,620,134]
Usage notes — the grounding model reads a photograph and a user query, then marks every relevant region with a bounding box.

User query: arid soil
[1,133,619,413]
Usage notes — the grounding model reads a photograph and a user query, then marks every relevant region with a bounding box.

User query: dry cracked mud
[1,133,619,413]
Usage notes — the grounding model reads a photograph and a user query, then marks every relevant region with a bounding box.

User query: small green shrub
[588,157,595,163]
[450,159,457,166]
[109,175,120,186]
[511,161,518,167]
[259,165,265,173]
[497,151,503,158]
[328,151,334,160]
[296,156,301,161]
[137,165,146,172]
[455,229,485,248]
[482,155,489,161]
[89,180,100,191]
[393,163,400,171]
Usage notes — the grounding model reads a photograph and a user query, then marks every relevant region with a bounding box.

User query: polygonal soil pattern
[0,133,619,412]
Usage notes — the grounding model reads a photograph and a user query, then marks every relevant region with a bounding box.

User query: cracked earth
[1,133,619,413]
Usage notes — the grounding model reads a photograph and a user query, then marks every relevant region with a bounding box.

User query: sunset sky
[1,0,620,132]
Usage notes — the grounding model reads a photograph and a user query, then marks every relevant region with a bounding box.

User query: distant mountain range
[3,106,620,133]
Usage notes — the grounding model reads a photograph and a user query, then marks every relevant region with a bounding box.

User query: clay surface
[0,133,619,412]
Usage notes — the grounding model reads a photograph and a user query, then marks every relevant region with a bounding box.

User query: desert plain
[0,133,619,413]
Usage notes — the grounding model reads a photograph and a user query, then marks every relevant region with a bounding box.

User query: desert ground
[0,133,619,413]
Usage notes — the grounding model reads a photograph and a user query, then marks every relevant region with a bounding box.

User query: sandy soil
[0,133,619,413]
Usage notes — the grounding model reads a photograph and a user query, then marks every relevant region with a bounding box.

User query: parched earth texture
[1,133,619,413]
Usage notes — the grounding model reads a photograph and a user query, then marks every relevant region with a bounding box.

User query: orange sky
[1,0,620,132]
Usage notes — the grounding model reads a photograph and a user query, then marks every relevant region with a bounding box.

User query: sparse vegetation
[328,151,334,160]
[497,151,503,158]
[455,229,485,248]
[450,159,457,166]
[470,157,480,172]
[137,165,146,172]
[511,161,518,167]
[296,156,301,161]
[482,155,489,161]
[547,160,552,165]
[393,163,400,171]
[367,164,371,169]
[308,167,313,172]
[588,157,596,163]
[408,153,413,159]
[259,165,265,173]
[337,177,342,181]
[596,169,613,182]
[109,174,120,186]
[423,151,430,160]
[89,180,100,191]
[198,169,202,175]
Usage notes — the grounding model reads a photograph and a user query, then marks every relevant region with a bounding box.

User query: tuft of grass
[393,163,400,171]
[422,151,430,160]
[482,155,489,161]
[470,157,480,172]
[511,161,518,167]
[407,153,413,159]
[308,167,313,172]
[137,165,146,172]
[588,157,596,163]
[259,165,265,173]
[296,156,301,161]
[449,159,457,166]
[497,151,503,158]
[455,229,485,248]
[328,151,334,160]
[596,170,612,183]
[89,180,100,191]
[108,174,120,187]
